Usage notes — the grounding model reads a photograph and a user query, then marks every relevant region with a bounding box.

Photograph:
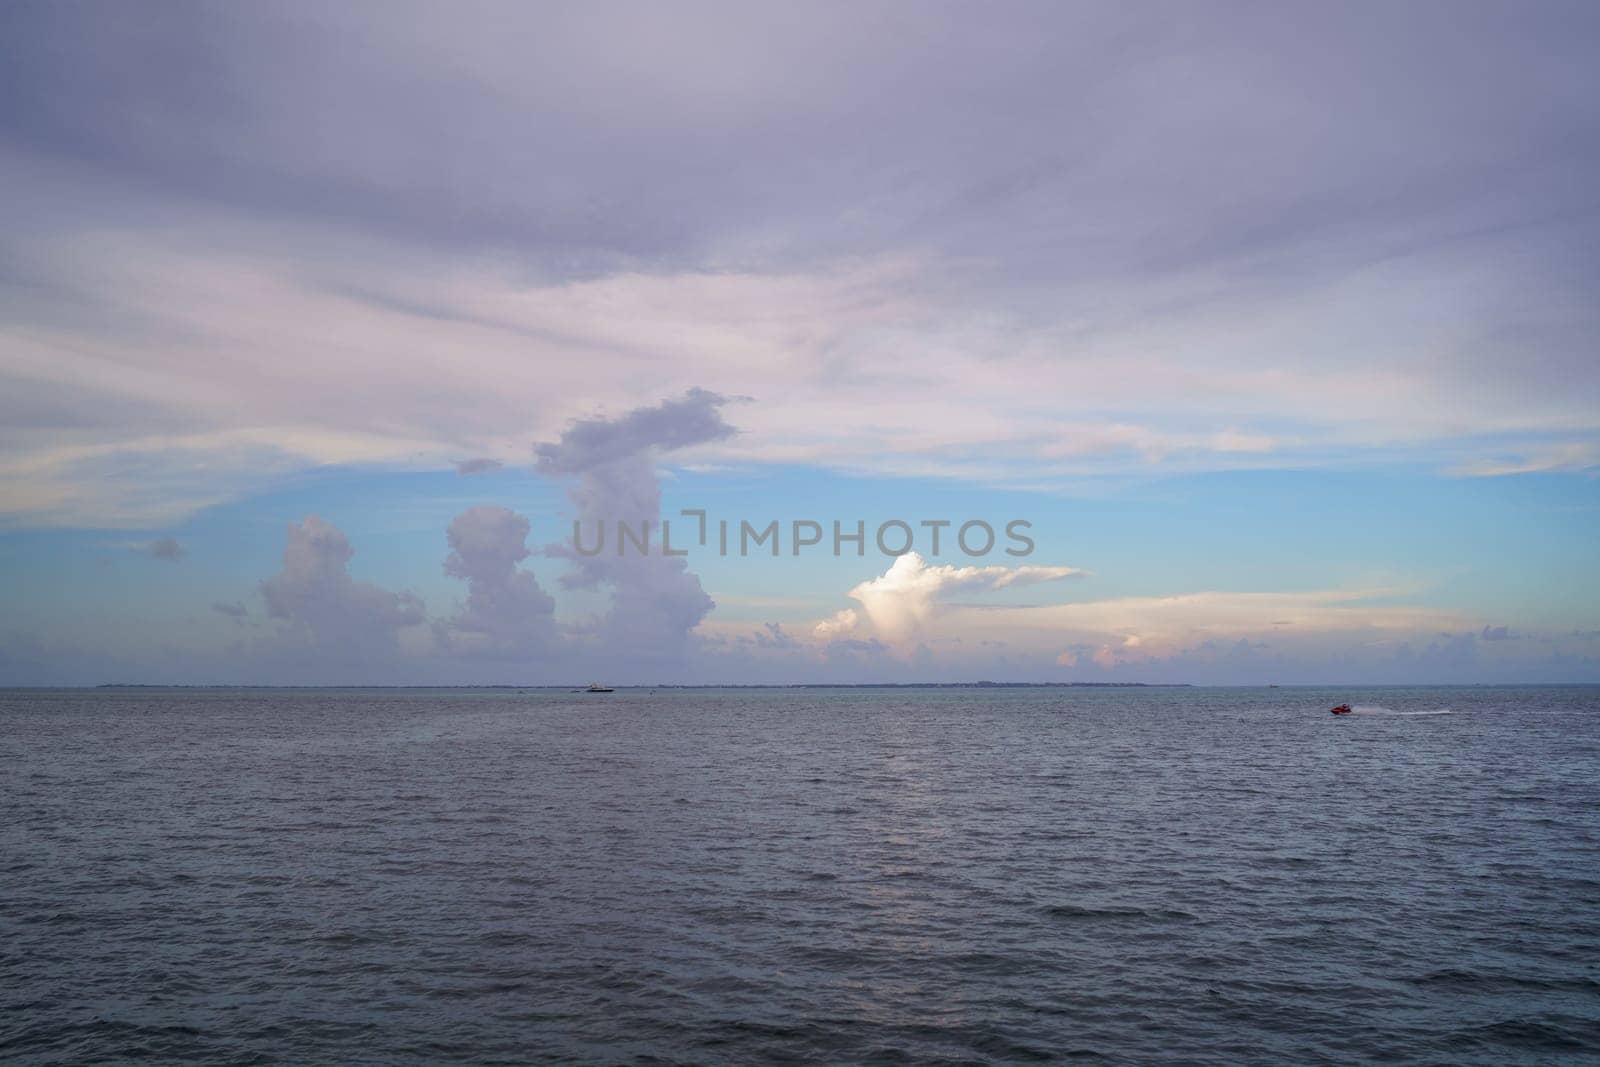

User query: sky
[1,0,1598,685]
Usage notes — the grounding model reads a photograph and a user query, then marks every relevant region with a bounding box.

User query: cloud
[820,636,890,661]
[534,388,736,476]
[1481,624,1516,642]
[145,537,184,562]
[1211,429,1278,454]
[258,515,425,662]
[839,553,1086,646]
[752,622,797,650]
[801,552,1491,679]
[1004,589,1465,651]
[1092,645,1123,670]
[1044,423,1173,463]
[2,5,1598,527]
[453,457,504,476]
[536,390,731,660]
[0,424,443,528]
[894,588,1476,681]
[1452,443,1599,477]
[2,5,1598,687]
[210,600,247,619]
[812,608,859,641]
[434,505,557,658]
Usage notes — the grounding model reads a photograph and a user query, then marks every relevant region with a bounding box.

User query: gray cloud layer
[8,2,1596,273]
[3,3,1598,525]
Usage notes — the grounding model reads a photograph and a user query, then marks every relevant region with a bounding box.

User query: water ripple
[3,685,1598,1063]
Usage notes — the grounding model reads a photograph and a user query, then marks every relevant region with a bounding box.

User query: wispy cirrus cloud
[1451,442,1599,478]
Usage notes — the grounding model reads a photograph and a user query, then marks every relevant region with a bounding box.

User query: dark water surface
[3,686,1599,1064]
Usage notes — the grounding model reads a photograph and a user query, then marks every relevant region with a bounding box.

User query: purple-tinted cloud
[0,4,1597,686]
[753,622,796,650]
[435,505,557,658]
[2,5,1597,527]
[145,538,184,562]
[537,390,731,660]
[259,516,425,658]
[534,389,735,477]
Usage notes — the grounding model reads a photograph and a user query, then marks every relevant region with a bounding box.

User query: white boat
[584,682,614,693]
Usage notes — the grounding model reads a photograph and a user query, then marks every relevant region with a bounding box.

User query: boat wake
[1352,705,1452,716]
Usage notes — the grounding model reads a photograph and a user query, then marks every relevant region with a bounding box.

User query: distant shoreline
[81,681,1196,691]
[26,681,1592,691]
[0,682,1593,691]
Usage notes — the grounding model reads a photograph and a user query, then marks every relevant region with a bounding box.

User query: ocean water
[3,685,1598,1064]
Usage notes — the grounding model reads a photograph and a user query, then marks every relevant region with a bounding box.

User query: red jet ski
[1330,704,1353,715]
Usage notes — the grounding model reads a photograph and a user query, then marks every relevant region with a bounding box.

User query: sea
[2,685,1598,1064]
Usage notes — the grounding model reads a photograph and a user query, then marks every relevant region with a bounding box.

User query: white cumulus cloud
[844,552,1087,645]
